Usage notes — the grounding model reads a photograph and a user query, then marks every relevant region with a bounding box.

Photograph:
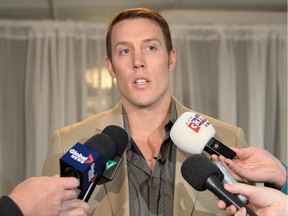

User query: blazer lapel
[173,148,198,216]
[104,153,130,215]
[95,102,130,215]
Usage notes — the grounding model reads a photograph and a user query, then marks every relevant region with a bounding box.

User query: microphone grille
[181,154,222,191]
[102,125,129,156]
[84,133,116,165]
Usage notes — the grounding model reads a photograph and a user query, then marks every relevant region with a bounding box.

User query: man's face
[106,18,176,108]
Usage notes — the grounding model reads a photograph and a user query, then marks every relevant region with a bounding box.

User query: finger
[224,183,254,197]
[236,147,253,159]
[225,160,246,177]
[217,200,227,210]
[65,199,90,211]
[77,201,90,213]
[234,207,246,216]
[219,155,226,161]
[60,200,90,215]
[223,205,237,215]
[61,177,80,189]
[61,209,88,216]
[211,154,219,162]
[64,189,77,200]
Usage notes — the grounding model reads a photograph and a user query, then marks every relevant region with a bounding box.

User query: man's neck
[123,95,172,135]
[123,95,172,170]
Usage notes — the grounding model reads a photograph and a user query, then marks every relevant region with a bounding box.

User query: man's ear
[168,49,177,71]
[105,56,116,78]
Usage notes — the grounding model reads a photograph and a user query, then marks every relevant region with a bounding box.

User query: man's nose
[133,50,146,70]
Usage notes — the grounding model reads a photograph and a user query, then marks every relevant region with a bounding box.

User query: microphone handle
[77,180,97,202]
[215,162,248,204]
[206,175,256,216]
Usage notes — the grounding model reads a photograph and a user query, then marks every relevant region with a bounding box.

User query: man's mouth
[135,79,149,84]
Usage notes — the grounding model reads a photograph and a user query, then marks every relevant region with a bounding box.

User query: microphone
[181,154,256,216]
[78,125,129,202]
[170,112,247,202]
[97,125,129,184]
[170,112,236,159]
[60,132,116,192]
[153,156,166,163]
[215,161,247,203]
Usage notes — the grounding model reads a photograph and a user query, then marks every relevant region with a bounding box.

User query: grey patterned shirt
[123,99,177,216]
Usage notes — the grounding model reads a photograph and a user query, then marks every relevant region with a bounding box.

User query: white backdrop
[0,20,286,195]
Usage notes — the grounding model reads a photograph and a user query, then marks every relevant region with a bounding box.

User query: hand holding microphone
[218,183,288,216]
[214,146,287,190]
[1,175,90,216]
[171,112,247,202]
[60,125,128,202]
[181,154,257,216]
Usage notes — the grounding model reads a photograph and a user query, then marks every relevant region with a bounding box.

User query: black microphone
[97,125,129,184]
[181,154,257,216]
[78,125,129,202]
[60,133,116,191]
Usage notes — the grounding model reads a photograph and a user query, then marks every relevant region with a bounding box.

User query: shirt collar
[122,97,177,150]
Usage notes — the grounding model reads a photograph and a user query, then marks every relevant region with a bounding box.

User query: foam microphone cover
[181,154,223,191]
[102,125,129,155]
[84,133,117,166]
[96,125,129,185]
[181,154,257,216]
[171,112,216,154]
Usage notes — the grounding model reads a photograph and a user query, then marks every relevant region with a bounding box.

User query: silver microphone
[215,161,248,204]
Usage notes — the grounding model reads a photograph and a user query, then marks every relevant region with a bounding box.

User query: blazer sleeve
[235,127,248,149]
[0,196,23,216]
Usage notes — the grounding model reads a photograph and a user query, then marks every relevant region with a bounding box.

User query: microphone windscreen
[84,133,116,165]
[102,125,129,156]
[181,154,222,191]
[171,112,216,154]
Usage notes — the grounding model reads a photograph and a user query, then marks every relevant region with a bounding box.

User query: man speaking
[42,8,248,216]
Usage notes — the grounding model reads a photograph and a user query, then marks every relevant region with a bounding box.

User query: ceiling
[0,0,286,21]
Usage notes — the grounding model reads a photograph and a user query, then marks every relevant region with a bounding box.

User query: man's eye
[147,46,156,51]
[120,49,129,55]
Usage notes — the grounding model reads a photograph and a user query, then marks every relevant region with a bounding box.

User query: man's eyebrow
[143,38,161,44]
[114,38,161,48]
[114,41,130,48]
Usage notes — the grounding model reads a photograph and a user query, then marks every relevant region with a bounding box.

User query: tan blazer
[42,96,247,216]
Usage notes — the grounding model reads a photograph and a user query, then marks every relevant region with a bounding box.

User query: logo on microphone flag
[186,113,211,133]
[85,154,94,164]
[106,160,117,170]
[60,143,102,191]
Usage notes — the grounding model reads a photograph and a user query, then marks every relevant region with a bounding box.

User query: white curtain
[0,20,286,195]
[170,24,287,159]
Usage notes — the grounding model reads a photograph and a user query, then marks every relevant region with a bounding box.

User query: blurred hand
[59,199,90,216]
[212,147,287,188]
[9,175,79,216]
[217,183,288,216]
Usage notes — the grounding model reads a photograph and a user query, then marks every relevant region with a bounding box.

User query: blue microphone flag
[60,143,102,191]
